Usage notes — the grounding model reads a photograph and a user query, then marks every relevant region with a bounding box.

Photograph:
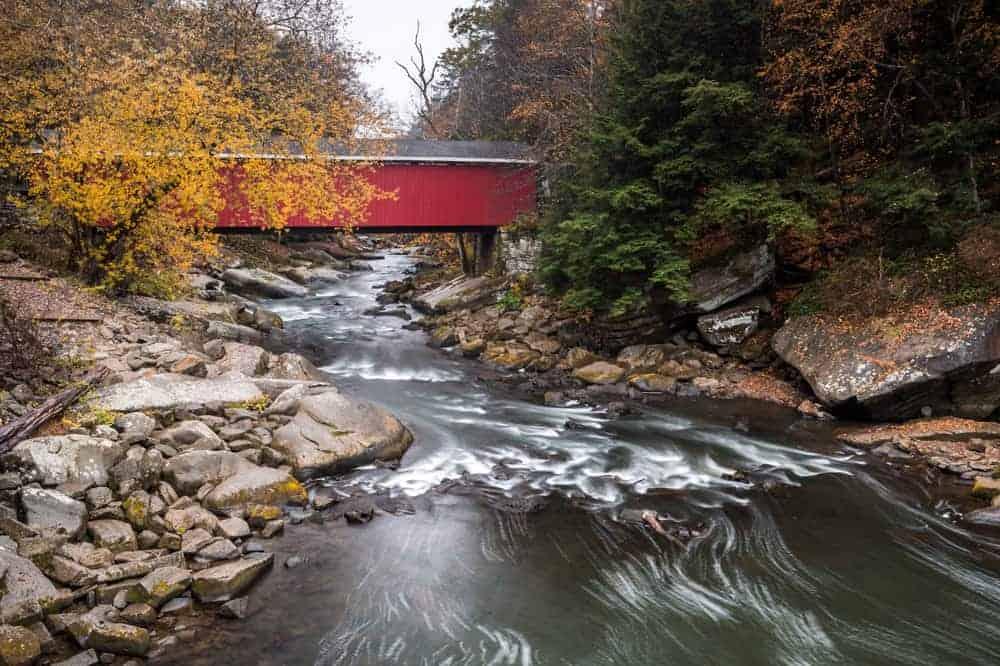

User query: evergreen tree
[541,0,815,313]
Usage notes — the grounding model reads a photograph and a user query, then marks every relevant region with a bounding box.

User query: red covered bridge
[217,140,538,234]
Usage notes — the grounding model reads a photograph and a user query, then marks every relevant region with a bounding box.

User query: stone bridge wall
[499,231,542,275]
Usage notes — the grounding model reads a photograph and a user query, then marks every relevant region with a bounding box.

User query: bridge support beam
[456,230,498,277]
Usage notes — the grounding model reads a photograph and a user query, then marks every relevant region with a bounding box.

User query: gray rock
[0,549,59,618]
[214,342,271,377]
[773,302,1000,419]
[218,517,251,539]
[266,353,323,381]
[220,268,308,299]
[113,413,157,445]
[119,603,156,627]
[191,554,274,603]
[203,467,306,512]
[197,538,239,561]
[687,245,774,313]
[52,649,99,666]
[139,566,191,607]
[413,275,499,314]
[59,542,114,569]
[181,528,214,555]
[84,487,113,510]
[21,488,88,539]
[96,374,264,413]
[205,320,265,345]
[67,606,149,657]
[159,596,193,615]
[697,305,760,347]
[6,436,124,487]
[272,390,413,479]
[217,596,249,619]
[86,520,137,553]
[156,420,222,450]
[162,451,259,496]
[264,384,309,416]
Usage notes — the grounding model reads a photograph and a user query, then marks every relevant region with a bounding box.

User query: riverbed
[163,252,1000,665]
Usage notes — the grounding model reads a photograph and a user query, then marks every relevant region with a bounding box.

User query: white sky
[342,0,460,124]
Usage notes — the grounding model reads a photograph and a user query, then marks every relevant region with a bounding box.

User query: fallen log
[0,366,109,453]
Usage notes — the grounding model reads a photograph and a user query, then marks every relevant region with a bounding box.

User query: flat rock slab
[191,553,274,603]
[97,374,264,413]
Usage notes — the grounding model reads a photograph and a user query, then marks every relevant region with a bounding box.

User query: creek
[166,252,1000,665]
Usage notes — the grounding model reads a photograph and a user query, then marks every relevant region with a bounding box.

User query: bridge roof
[315,139,536,165]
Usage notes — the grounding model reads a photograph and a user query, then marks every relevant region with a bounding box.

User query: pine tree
[541,0,815,313]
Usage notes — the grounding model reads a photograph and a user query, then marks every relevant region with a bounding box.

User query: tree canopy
[0,0,387,295]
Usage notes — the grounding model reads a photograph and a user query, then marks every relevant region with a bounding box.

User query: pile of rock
[0,370,412,663]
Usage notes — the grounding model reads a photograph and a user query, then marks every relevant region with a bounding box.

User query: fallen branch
[0,366,109,453]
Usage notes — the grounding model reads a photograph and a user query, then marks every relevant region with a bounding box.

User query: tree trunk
[0,367,109,454]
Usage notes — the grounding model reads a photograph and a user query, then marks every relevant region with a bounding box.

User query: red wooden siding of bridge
[217,162,538,232]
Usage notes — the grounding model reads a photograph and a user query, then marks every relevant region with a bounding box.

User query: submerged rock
[272,390,413,479]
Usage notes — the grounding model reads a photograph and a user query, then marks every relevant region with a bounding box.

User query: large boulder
[5,436,124,487]
[272,390,413,479]
[96,374,264,413]
[20,488,88,539]
[219,268,307,299]
[202,468,307,511]
[687,245,774,314]
[413,276,499,314]
[162,451,257,496]
[773,302,1000,420]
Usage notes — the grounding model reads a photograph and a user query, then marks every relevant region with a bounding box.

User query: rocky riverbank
[385,249,1000,527]
[0,236,415,664]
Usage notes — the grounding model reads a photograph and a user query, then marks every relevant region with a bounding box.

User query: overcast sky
[342,0,459,124]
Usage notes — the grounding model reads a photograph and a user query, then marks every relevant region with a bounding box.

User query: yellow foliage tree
[0,0,389,296]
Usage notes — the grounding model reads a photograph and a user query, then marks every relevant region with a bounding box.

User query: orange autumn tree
[0,0,388,296]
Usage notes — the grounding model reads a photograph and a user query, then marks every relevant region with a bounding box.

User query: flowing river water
[165,252,1000,666]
